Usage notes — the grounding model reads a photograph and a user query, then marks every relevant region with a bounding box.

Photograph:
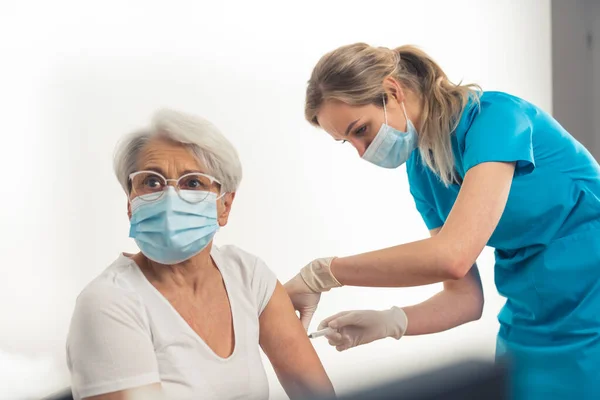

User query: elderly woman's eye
[187,179,202,188]
[144,177,163,189]
[180,175,211,190]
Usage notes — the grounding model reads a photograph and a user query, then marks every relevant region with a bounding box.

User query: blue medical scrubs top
[406,91,600,399]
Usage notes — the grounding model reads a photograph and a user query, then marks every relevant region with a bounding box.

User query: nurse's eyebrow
[344,119,360,136]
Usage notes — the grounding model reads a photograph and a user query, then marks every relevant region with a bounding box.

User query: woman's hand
[283,274,322,330]
[317,307,408,352]
[284,257,342,330]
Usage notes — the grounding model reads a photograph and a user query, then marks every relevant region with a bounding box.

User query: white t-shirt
[66,245,278,400]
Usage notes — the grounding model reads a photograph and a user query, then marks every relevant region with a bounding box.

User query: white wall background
[0,1,551,399]
[592,0,600,158]
[551,0,600,159]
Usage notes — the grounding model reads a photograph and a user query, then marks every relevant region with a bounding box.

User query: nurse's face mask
[128,170,225,265]
[361,97,419,168]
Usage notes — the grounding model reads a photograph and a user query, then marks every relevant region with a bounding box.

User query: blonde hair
[305,43,481,186]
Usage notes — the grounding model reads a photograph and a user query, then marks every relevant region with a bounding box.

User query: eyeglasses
[129,170,222,204]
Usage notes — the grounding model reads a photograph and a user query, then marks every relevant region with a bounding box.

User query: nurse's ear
[383,77,405,106]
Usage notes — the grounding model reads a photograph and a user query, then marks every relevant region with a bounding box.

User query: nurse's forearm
[330,236,459,288]
[402,266,484,335]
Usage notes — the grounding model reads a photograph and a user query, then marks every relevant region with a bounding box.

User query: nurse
[284,42,600,400]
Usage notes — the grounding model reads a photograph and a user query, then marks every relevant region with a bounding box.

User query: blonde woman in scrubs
[285,43,600,400]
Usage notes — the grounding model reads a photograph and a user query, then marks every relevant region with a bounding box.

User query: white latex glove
[283,273,322,330]
[284,257,342,331]
[317,307,408,352]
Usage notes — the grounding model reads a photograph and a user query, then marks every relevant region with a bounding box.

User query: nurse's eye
[353,125,367,137]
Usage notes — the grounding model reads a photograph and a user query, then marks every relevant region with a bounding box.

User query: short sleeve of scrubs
[406,158,444,230]
[462,94,535,176]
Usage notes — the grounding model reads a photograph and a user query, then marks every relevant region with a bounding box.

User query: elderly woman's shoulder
[67,256,151,357]
[72,255,146,319]
[214,245,276,280]
[215,244,266,268]
[214,245,278,312]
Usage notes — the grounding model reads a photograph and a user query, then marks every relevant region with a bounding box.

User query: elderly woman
[66,109,335,400]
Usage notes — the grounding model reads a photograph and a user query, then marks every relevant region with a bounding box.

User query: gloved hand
[284,257,342,331]
[317,307,408,352]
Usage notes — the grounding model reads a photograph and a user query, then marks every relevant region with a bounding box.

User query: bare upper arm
[259,282,333,397]
[430,228,483,298]
[436,161,515,277]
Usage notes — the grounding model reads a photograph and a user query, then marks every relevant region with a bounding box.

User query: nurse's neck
[134,248,218,291]
[402,90,424,133]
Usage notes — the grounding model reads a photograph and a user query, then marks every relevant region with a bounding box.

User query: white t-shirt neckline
[120,248,240,362]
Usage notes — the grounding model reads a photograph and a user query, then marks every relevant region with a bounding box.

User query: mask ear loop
[384,94,410,129]
[401,102,409,122]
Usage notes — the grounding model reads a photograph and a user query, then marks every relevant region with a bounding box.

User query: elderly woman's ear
[217,192,236,226]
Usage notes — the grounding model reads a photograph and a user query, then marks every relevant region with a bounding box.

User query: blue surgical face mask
[129,187,222,265]
[362,99,418,168]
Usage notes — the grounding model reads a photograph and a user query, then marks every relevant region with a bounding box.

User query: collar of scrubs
[453,92,482,137]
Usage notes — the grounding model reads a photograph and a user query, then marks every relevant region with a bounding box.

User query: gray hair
[113,108,243,194]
